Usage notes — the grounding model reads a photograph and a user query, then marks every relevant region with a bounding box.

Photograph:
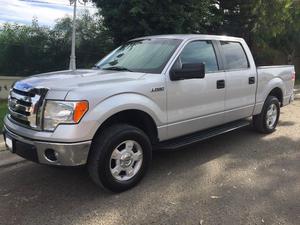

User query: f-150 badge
[151,87,164,92]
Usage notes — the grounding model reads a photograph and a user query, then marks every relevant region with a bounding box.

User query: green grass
[0,100,8,129]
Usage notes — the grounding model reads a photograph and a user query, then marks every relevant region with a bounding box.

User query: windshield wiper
[103,66,132,72]
[93,64,101,69]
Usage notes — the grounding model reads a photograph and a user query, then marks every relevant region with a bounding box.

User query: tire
[253,96,280,134]
[88,124,152,192]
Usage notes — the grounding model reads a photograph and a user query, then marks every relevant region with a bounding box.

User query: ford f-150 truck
[3,35,295,192]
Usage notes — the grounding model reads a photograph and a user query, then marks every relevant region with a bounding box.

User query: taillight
[292,72,296,81]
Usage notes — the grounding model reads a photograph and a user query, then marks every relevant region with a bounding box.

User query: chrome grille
[8,82,48,130]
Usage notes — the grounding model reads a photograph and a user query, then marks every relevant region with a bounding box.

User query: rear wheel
[88,124,152,192]
[253,96,280,133]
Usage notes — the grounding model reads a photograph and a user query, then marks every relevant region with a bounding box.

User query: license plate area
[5,135,14,153]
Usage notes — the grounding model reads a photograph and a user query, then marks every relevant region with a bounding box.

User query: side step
[155,119,251,150]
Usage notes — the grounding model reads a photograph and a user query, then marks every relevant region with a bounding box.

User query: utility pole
[69,0,77,71]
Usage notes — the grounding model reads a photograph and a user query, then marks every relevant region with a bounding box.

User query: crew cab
[3,35,295,192]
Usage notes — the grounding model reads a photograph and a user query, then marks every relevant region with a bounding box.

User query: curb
[0,143,6,151]
[0,135,6,151]
[0,151,26,168]
[0,135,26,167]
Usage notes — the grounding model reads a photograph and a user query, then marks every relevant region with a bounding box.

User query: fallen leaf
[210,195,222,199]
[1,193,10,197]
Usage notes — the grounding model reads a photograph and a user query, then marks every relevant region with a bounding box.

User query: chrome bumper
[3,125,91,166]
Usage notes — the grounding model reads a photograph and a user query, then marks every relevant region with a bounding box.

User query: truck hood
[16,69,146,91]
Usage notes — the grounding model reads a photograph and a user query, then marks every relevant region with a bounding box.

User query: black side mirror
[170,63,205,81]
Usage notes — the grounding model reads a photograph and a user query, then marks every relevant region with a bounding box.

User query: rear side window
[179,41,219,73]
[220,41,249,70]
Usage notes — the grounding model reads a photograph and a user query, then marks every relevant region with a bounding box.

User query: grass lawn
[0,100,8,129]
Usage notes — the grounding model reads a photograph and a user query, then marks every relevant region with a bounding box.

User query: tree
[53,10,114,68]
[212,0,298,65]
[0,19,51,76]
[251,0,298,65]
[92,0,212,45]
[0,11,114,76]
[213,0,256,46]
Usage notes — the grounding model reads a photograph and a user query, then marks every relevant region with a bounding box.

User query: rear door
[218,41,257,122]
[166,40,226,139]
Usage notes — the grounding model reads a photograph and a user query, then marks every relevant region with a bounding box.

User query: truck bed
[256,65,295,107]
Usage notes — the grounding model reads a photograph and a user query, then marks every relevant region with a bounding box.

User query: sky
[0,0,97,26]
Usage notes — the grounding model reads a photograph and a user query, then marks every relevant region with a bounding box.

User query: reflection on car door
[218,41,257,122]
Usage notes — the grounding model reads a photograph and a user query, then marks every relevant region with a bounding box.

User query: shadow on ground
[0,122,299,225]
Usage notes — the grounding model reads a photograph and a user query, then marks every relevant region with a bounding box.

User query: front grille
[8,82,48,130]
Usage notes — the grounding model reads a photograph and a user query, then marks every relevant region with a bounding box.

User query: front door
[166,40,226,139]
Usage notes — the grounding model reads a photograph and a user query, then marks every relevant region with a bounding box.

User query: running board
[155,119,251,150]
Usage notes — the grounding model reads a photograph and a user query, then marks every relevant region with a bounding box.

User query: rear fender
[253,78,284,115]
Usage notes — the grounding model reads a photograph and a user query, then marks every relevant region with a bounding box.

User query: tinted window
[220,41,249,70]
[96,38,182,74]
[178,41,219,73]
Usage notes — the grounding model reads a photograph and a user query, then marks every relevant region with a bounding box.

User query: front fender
[84,93,167,140]
[94,93,165,124]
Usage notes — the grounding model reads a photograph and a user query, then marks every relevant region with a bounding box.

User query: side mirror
[170,63,205,81]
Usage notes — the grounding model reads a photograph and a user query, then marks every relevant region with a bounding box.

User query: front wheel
[253,96,280,134]
[88,124,152,192]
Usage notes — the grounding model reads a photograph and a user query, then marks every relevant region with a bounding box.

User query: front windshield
[95,38,182,73]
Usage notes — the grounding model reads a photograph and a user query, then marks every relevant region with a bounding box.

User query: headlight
[43,100,88,131]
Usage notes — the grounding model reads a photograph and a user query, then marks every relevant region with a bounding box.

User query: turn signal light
[73,101,89,123]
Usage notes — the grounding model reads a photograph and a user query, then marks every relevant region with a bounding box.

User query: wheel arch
[267,87,283,106]
[92,109,159,145]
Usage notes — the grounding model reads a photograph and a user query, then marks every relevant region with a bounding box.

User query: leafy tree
[0,11,114,76]
[250,0,299,65]
[0,0,299,77]
[212,0,256,46]
[92,0,212,45]
[53,10,114,68]
[0,18,51,76]
[211,0,298,65]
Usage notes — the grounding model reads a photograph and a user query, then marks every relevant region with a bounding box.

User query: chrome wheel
[110,140,143,181]
[266,103,278,129]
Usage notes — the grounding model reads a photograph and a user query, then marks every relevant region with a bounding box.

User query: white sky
[0,0,97,26]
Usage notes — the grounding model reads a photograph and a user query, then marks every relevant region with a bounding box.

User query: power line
[19,0,96,9]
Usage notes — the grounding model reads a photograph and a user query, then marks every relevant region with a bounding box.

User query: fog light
[44,149,58,162]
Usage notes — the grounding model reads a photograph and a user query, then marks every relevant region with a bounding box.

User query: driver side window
[175,40,219,73]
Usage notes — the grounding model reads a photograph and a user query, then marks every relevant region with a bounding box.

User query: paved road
[1,100,300,225]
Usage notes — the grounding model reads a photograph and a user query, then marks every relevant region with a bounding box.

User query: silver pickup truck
[3,34,295,192]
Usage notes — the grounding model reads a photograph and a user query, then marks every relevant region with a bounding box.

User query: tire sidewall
[262,97,280,133]
[93,126,152,192]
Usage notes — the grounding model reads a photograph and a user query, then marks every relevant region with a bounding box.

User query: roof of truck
[131,34,245,42]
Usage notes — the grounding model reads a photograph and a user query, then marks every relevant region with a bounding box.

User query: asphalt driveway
[0,99,299,225]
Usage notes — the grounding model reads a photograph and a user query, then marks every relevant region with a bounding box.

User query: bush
[0,12,114,77]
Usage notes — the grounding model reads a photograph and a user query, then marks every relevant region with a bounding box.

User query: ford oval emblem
[14,81,33,92]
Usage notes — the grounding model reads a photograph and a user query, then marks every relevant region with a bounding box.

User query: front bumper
[3,125,91,166]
